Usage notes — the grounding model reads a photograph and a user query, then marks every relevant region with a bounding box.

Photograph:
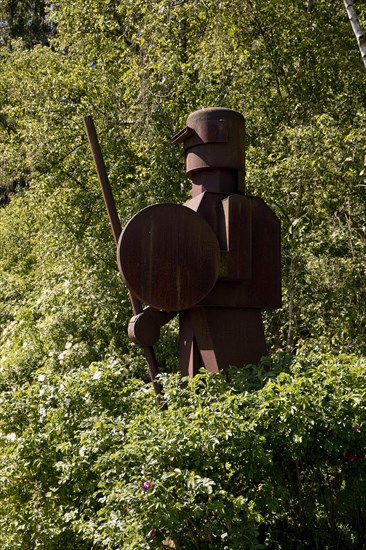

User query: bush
[1,353,366,548]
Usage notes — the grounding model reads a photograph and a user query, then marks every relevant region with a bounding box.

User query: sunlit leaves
[1,3,366,544]
[1,355,366,547]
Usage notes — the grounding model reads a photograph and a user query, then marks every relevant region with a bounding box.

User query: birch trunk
[343,0,366,68]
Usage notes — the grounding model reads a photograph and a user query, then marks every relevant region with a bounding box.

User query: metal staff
[83,115,162,396]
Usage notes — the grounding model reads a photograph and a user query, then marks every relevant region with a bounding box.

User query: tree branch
[343,0,366,68]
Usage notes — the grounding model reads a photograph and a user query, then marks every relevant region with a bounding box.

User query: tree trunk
[343,0,366,68]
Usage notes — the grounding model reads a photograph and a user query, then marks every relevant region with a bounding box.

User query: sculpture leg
[179,307,267,376]
[179,309,216,377]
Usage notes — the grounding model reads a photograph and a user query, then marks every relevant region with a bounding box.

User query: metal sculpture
[84,107,281,395]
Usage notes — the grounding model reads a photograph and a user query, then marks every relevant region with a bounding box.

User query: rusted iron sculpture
[84,108,281,395]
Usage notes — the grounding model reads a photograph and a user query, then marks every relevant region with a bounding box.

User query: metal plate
[117,203,220,311]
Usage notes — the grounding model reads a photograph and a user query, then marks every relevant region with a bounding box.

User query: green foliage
[0,0,52,48]
[1,354,366,548]
[1,0,366,359]
[1,3,366,546]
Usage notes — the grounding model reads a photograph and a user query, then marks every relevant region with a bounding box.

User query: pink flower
[353,423,359,432]
[148,529,157,538]
[141,480,152,490]
[345,451,358,465]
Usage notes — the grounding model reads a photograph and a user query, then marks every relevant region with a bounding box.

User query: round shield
[117,203,220,311]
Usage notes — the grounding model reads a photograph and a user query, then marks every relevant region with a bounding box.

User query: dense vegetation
[1,0,366,547]
[1,355,366,548]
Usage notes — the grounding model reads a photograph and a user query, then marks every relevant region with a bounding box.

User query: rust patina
[85,108,281,394]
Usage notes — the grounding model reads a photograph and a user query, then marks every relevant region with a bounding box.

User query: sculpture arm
[128,307,177,347]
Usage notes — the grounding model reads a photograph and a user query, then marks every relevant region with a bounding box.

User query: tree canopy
[1,0,366,364]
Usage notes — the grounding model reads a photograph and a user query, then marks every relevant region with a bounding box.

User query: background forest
[1,0,366,548]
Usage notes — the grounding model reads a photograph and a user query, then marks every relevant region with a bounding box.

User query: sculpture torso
[117,107,281,379]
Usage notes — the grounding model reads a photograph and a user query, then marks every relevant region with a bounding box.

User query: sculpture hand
[128,307,176,347]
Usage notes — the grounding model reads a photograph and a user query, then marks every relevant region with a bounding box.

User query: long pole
[83,115,162,396]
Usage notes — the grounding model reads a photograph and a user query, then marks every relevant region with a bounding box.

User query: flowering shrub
[1,353,366,548]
